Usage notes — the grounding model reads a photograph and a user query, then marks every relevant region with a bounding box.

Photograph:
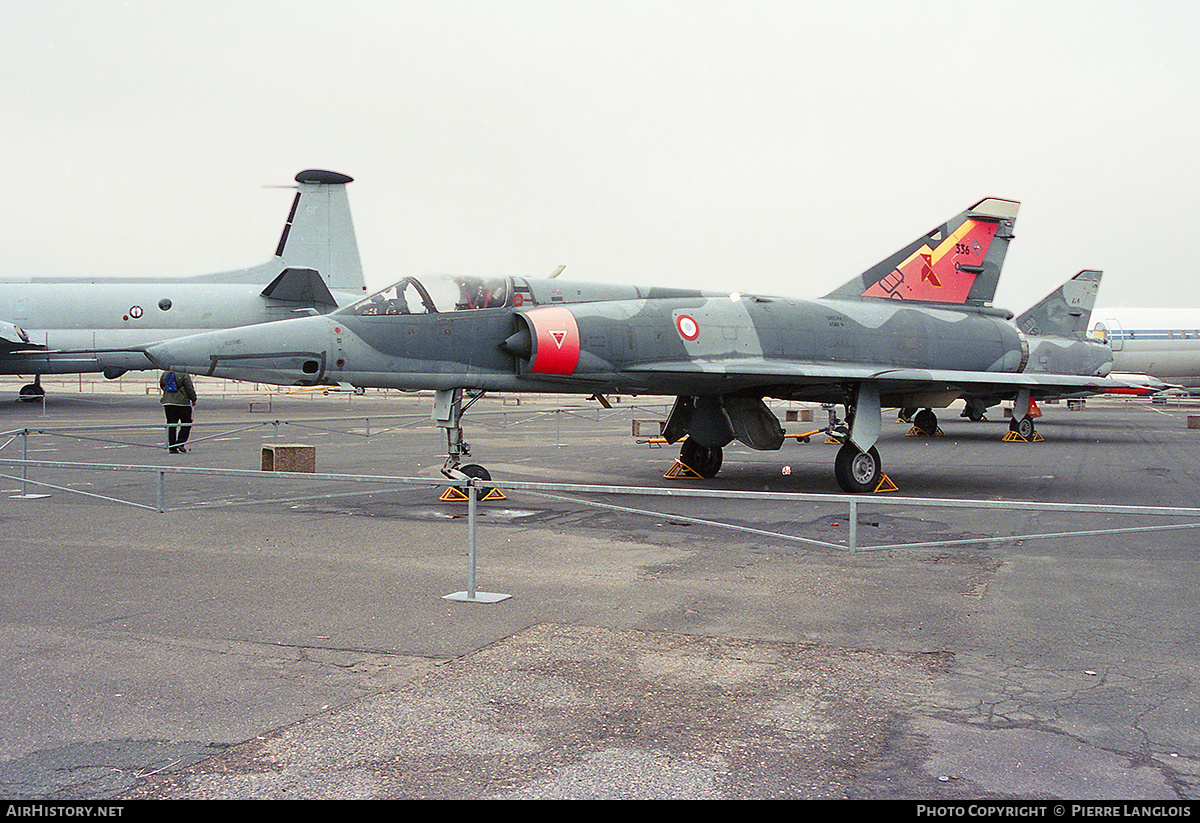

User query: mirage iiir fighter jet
[144,197,1121,492]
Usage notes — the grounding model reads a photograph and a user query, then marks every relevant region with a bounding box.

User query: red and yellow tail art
[861,217,1000,303]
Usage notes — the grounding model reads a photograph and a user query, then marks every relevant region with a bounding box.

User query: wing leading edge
[622,358,1122,398]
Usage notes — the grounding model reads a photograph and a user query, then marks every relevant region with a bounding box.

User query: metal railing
[0,400,675,452]
[3,456,1200,551]
[5,407,1200,601]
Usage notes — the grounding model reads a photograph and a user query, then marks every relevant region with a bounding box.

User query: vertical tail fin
[1016,270,1103,338]
[273,170,365,293]
[824,197,1020,308]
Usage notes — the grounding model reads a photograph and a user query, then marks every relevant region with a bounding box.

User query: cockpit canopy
[343,275,509,316]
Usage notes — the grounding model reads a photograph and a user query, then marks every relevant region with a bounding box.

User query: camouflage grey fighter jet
[144,197,1123,492]
[953,269,1111,425]
[0,170,366,400]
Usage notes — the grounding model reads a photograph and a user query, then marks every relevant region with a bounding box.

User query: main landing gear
[667,387,889,493]
[912,408,938,436]
[805,403,886,492]
[18,376,44,403]
[679,438,723,478]
[961,398,988,422]
[831,384,885,493]
[1005,390,1039,442]
[1008,414,1036,440]
[834,443,882,494]
[675,434,885,492]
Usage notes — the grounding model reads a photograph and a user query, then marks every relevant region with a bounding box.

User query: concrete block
[262,444,316,472]
[632,419,664,437]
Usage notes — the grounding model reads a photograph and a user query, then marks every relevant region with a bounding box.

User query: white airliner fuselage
[1092,309,1200,388]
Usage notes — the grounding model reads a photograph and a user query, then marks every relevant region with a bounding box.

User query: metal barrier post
[20,429,28,496]
[156,471,165,514]
[443,479,511,604]
[848,498,858,552]
[468,483,478,595]
[9,429,49,500]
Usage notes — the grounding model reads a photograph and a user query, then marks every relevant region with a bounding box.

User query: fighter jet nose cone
[141,317,333,386]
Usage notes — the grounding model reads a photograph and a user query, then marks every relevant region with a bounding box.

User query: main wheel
[680,439,723,478]
[18,383,44,403]
[913,408,938,435]
[834,444,882,493]
[962,399,987,422]
[1010,416,1035,440]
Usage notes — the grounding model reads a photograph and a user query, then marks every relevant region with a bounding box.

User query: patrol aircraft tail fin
[272,170,364,293]
[1015,270,1102,338]
[189,170,366,296]
[824,197,1020,309]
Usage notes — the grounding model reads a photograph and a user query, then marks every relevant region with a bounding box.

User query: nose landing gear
[433,388,496,498]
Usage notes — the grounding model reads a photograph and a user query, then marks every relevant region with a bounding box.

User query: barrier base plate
[443,591,512,603]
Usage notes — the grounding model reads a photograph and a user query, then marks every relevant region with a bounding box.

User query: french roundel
[676,313,700,341]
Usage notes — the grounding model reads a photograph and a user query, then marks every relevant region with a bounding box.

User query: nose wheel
[455,463,495,499]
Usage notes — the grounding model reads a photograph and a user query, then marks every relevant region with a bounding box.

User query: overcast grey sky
[2,0,1197,311]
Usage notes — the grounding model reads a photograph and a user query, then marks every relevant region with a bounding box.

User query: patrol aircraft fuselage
[0,170,366,397]
[145,197,1121,492]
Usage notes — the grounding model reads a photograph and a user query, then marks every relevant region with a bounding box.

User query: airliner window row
[1107,329,1200,340]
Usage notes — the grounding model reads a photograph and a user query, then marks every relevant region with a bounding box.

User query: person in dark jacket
[159,370,197,453]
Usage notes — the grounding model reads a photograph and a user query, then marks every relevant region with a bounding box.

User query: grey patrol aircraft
[144,196,1124,493]
[0,169,367,400]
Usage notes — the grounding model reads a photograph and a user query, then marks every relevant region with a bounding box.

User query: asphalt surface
[0,377,1198,800]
